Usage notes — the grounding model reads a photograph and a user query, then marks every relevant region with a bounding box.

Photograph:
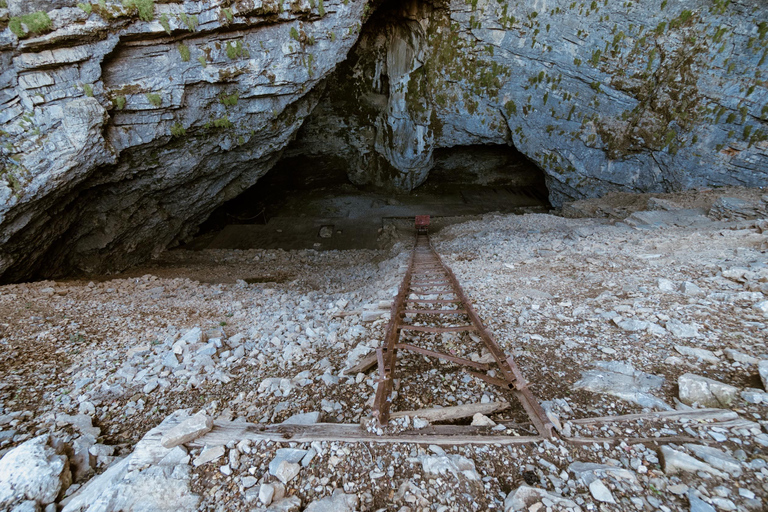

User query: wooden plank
[569,408,739,425]
[563,435,706,446]
[390,401,510,422]
[712,418,761,429]
[406,299,460,304]
[394,343,490,370]
[411,423,531,434]
[188,421,541,446]
[403,309,467,315]
[400,324,476,333]
[343,352,378,375]
[332,310,361,318]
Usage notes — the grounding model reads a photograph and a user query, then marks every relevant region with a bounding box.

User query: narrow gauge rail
[372,216,556,438]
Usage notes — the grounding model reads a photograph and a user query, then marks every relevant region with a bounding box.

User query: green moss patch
[178,44,191,62]
[9,11,53,39]
[145,93,162,107]
[122,0,154,22]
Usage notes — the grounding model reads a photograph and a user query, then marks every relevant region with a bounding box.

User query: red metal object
[415,215,430,232]
[371,226,555,439]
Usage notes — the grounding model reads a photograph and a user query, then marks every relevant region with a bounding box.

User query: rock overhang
[0,0,767,282]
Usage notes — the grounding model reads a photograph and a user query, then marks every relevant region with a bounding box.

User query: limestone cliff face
[295,0,768,201]
[0,0,368,281]
[1,0,767,281]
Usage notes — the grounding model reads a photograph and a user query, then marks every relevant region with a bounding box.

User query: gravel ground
[1,189,767,511]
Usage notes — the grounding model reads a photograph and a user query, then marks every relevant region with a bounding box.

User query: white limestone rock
[588,479,615,503]
[678,373,739,408]
[568,462,637,485]
[504,485,578,512]
[724,349,759,365]
[612,317,648,332]
[741,388,768,404]
[70,435,96,482]
[273,461,301,485]
[675,345,719,363]
[265,495,301,512]
[420,454,480,481]
[680,281,704,296]
[684,444,743,477]
[572,361,669,410]
[753,300,768,315]
[661,446,727,478]
[241,476,257,489]
[160,413,213,448]
[62,460,199,512]
[759,360,768,391]
[304,489,358,512]
[259,483,276,506]
[192,446,225,467]
[281,412,322,425]
[666,319,698,338]
[10,501,39,512]
[62,411,201,512]
[470,413,496,427]
[269,449,308,475]
[657,278,676,292]
[0,435,71,508]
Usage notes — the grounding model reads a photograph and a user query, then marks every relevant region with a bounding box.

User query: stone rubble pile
[0,190,767,510]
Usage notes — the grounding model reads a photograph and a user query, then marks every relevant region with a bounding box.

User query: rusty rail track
[372,216,556,438]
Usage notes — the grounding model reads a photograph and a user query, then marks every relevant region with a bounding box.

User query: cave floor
[0,188,767,511]
[187,183,549,252]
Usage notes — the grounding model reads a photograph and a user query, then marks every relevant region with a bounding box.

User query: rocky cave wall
[1,0,767,282]
[294,0,768,197]
[0,0,370,282]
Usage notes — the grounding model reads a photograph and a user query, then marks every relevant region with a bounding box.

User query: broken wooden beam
[569,408,738,426]
[390,401,510,423]
[343,352,379,375]
[188,421,541,446]
[563,435,708,446]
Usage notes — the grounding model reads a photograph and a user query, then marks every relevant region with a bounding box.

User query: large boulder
[0,434,71,508]
[759,360,768,391]
[0,0,369,282]
[572,361,670,410]
[294,0,768,203]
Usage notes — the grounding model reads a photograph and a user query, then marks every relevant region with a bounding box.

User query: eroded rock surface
[0,0,367,281]
[0,435,70,509]
[295,0,768,200]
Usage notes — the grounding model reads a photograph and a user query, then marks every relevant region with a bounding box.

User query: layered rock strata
[1,0,767,281]
[0,0,368,281]
[295,0,768,199]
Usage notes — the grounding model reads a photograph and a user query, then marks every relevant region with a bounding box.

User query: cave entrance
[187,143,550,252]
[183,0,551,252]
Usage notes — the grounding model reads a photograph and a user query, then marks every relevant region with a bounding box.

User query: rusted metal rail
[372,216,556,438]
